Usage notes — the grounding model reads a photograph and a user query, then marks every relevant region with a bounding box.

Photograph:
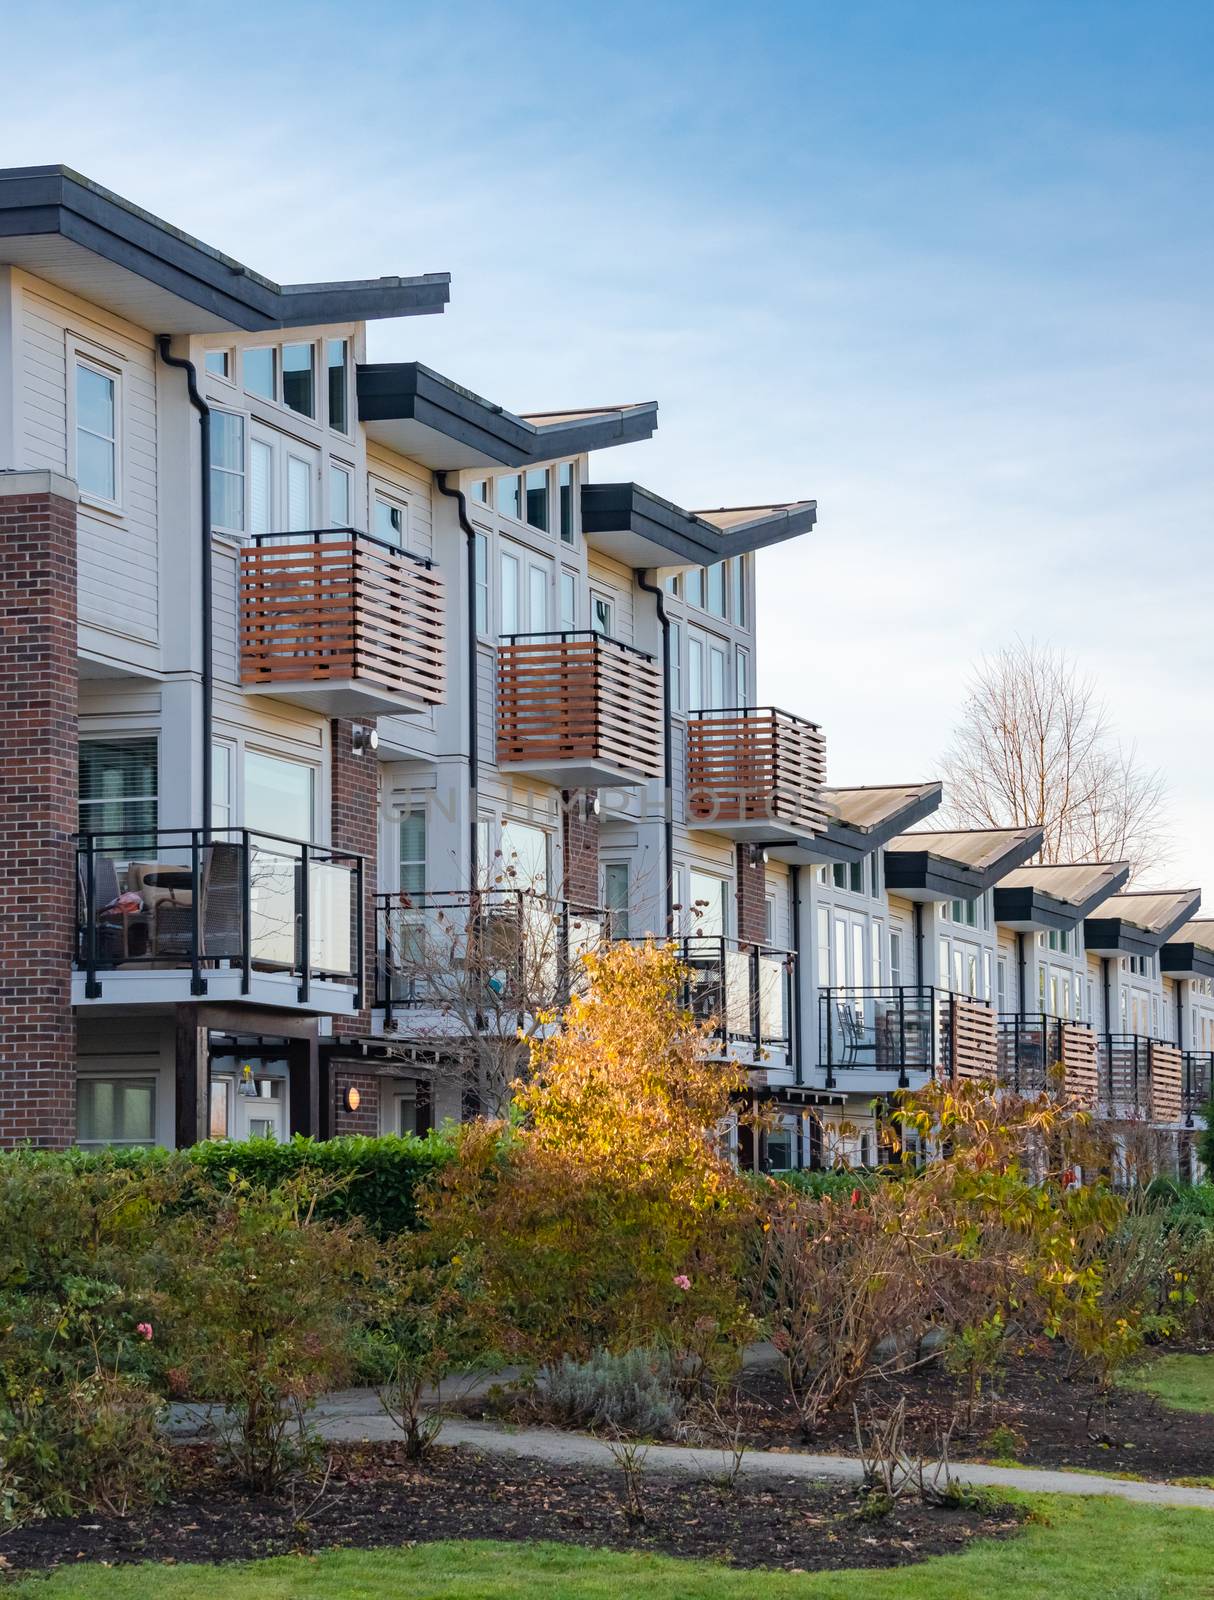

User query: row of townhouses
[0,166,1209,1174]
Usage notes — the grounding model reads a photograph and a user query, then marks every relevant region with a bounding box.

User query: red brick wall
[0,486,78,1148]
[736,845,768,945]
[562,791,600,909]
[330,1068,379,1135]
[330,718,378,1033]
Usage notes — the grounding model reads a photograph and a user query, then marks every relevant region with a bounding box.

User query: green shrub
[543,1346,684,1438]
[2,1131,454,1237]
[769,1168,883,1200]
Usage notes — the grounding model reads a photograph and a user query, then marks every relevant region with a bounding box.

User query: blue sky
[5,1,1213,886]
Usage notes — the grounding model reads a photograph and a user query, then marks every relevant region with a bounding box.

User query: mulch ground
[727,1341,1214,1480]
[0,1442,1023,1576]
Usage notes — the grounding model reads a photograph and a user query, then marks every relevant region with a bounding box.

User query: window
[210,410,245,531]
[471,479,489,504]
[244,750,315,840]
[939,938,949,987]
[212,742,233,831]
[559,463,574,542]
[329,463,351,526]
[605,862,630,938]
[282,344,315,418]
[664,573,681,597]
[871,921,884,986]
[528,563,548,631]
[205,349,232,380]
[997,957,1008,1011]
[75,359,117,502]
[209,1078,230,1139]
[849,860,863,894]
[326,339,348,432]
[983,950,992,1002]
[244,346,276,400]
[399,809,426,894]
[77,1078,155,1149]
[685,567,704,608]
[591,591,614,636]
[765,895,776,945]
[287,453,312,531]
[870,852,881,898]
[816,906,830,988]
[833,863,847,890]
[731,555,747,627]
[735,647,749,707]
[687,633,704,711]
[374,497,405,547]
[499,819,547,891]
[689,870,728,935]
[525,468,549,531]
[668,620,683,712]
[560,570,577,632]
[706,561,727,618]
[497,474,522,520]
[890,930,903,987]
[79,738,158,852]
[474,531,489,633]
[500,549,521,635]
[249,438,272,536]
[708,644,726,709]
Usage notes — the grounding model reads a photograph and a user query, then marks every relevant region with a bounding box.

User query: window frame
[325,338,350,435]
[210,407,247,535]
[76,1075,158,1150]
[70,347,123,512]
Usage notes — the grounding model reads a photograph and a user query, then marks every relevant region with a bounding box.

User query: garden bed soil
[0,1442,1021,1577]
[463,1342,1214,1481]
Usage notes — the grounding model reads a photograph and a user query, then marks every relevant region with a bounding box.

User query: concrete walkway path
[170,1385,1214,1512]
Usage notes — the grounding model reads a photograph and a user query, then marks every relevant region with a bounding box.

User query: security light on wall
[583,793,601,820]
[352,725,379,756]
[746,845,769,869]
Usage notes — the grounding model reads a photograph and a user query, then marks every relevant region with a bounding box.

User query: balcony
[240,529,445,716]
[496,630,663,788]
[75,828,363,1012]
[1097,1034,1184,1124]
[376,890,604,1030]
[997,1014,1098,1106]
[817,986,996,1087]
[1183,1050,1213,1121]
[675,934,797,1073]
[686,706,827,842]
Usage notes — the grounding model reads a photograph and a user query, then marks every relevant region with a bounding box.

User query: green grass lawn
[6,1497,1214,1600]
[1121,1352,1214,1413]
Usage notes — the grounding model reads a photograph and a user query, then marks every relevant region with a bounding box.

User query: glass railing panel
[309,858,353,978]
[248,842,298,970]
[757,952,787,1042]
[724,947,750,1036]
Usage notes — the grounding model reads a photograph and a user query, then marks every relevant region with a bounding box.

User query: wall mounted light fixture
[352,725,379,757]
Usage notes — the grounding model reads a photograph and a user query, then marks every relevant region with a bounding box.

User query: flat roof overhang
[358,363,658,470]
[1161,941,1214,982]
[883,828,1043,903]
[0,166,450,334]
[1085,891,1202,958]
[766,782,943,868]
[581,481,817,568]
[994,864,1132,934]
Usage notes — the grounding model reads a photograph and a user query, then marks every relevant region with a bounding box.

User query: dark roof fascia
[0,166,450,332]
[357,365,657,467]
[993,863,1132,933]
[581,481,816,565]
[1086,893,1202,958]
[1160,942,1214,982]
[883,829,1043,900]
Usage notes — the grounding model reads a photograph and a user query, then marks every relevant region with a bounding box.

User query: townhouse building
[0,165,1207,1178]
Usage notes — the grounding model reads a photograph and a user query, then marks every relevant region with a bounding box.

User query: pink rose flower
[136,1322,154,1341]
[673,1274,692,1291]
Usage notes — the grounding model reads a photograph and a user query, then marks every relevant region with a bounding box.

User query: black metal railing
[250,525,436,568]
[76,828,363,1003]
[997,1013,1093,1094]
[671,934,796,1061]
[818,985,959,1087]
[499,627,655,662]
[1097,1033,1154,1114]
[1183,1049,1213,1121]
[376,889,603,1025]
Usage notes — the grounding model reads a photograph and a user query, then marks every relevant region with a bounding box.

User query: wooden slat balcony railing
[996,1014,1098,1107]
[1149,1040,1183,1124]
[496,630,663,787]
[1097,1033,1184,1124]
[947,993,998,1083]
[240,529,445,716]
[687,706,827,841]
[817,985,996,1087]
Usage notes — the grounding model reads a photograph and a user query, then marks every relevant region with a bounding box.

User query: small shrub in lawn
[543,1346,684,1438]
[980,1421,1029,1461]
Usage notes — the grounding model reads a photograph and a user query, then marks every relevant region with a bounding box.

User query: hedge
[1,1133,454,1236]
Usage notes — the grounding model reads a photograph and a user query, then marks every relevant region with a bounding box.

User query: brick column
[0,474,79,1148]
[562,790,600,909]
[736,844,768,945]
[330,717,378,1035]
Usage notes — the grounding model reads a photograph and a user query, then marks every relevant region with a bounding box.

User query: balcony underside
[496,753,653,788]
[244,675,434,718]
[72,966,357,1014]
[688,812,810,844]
